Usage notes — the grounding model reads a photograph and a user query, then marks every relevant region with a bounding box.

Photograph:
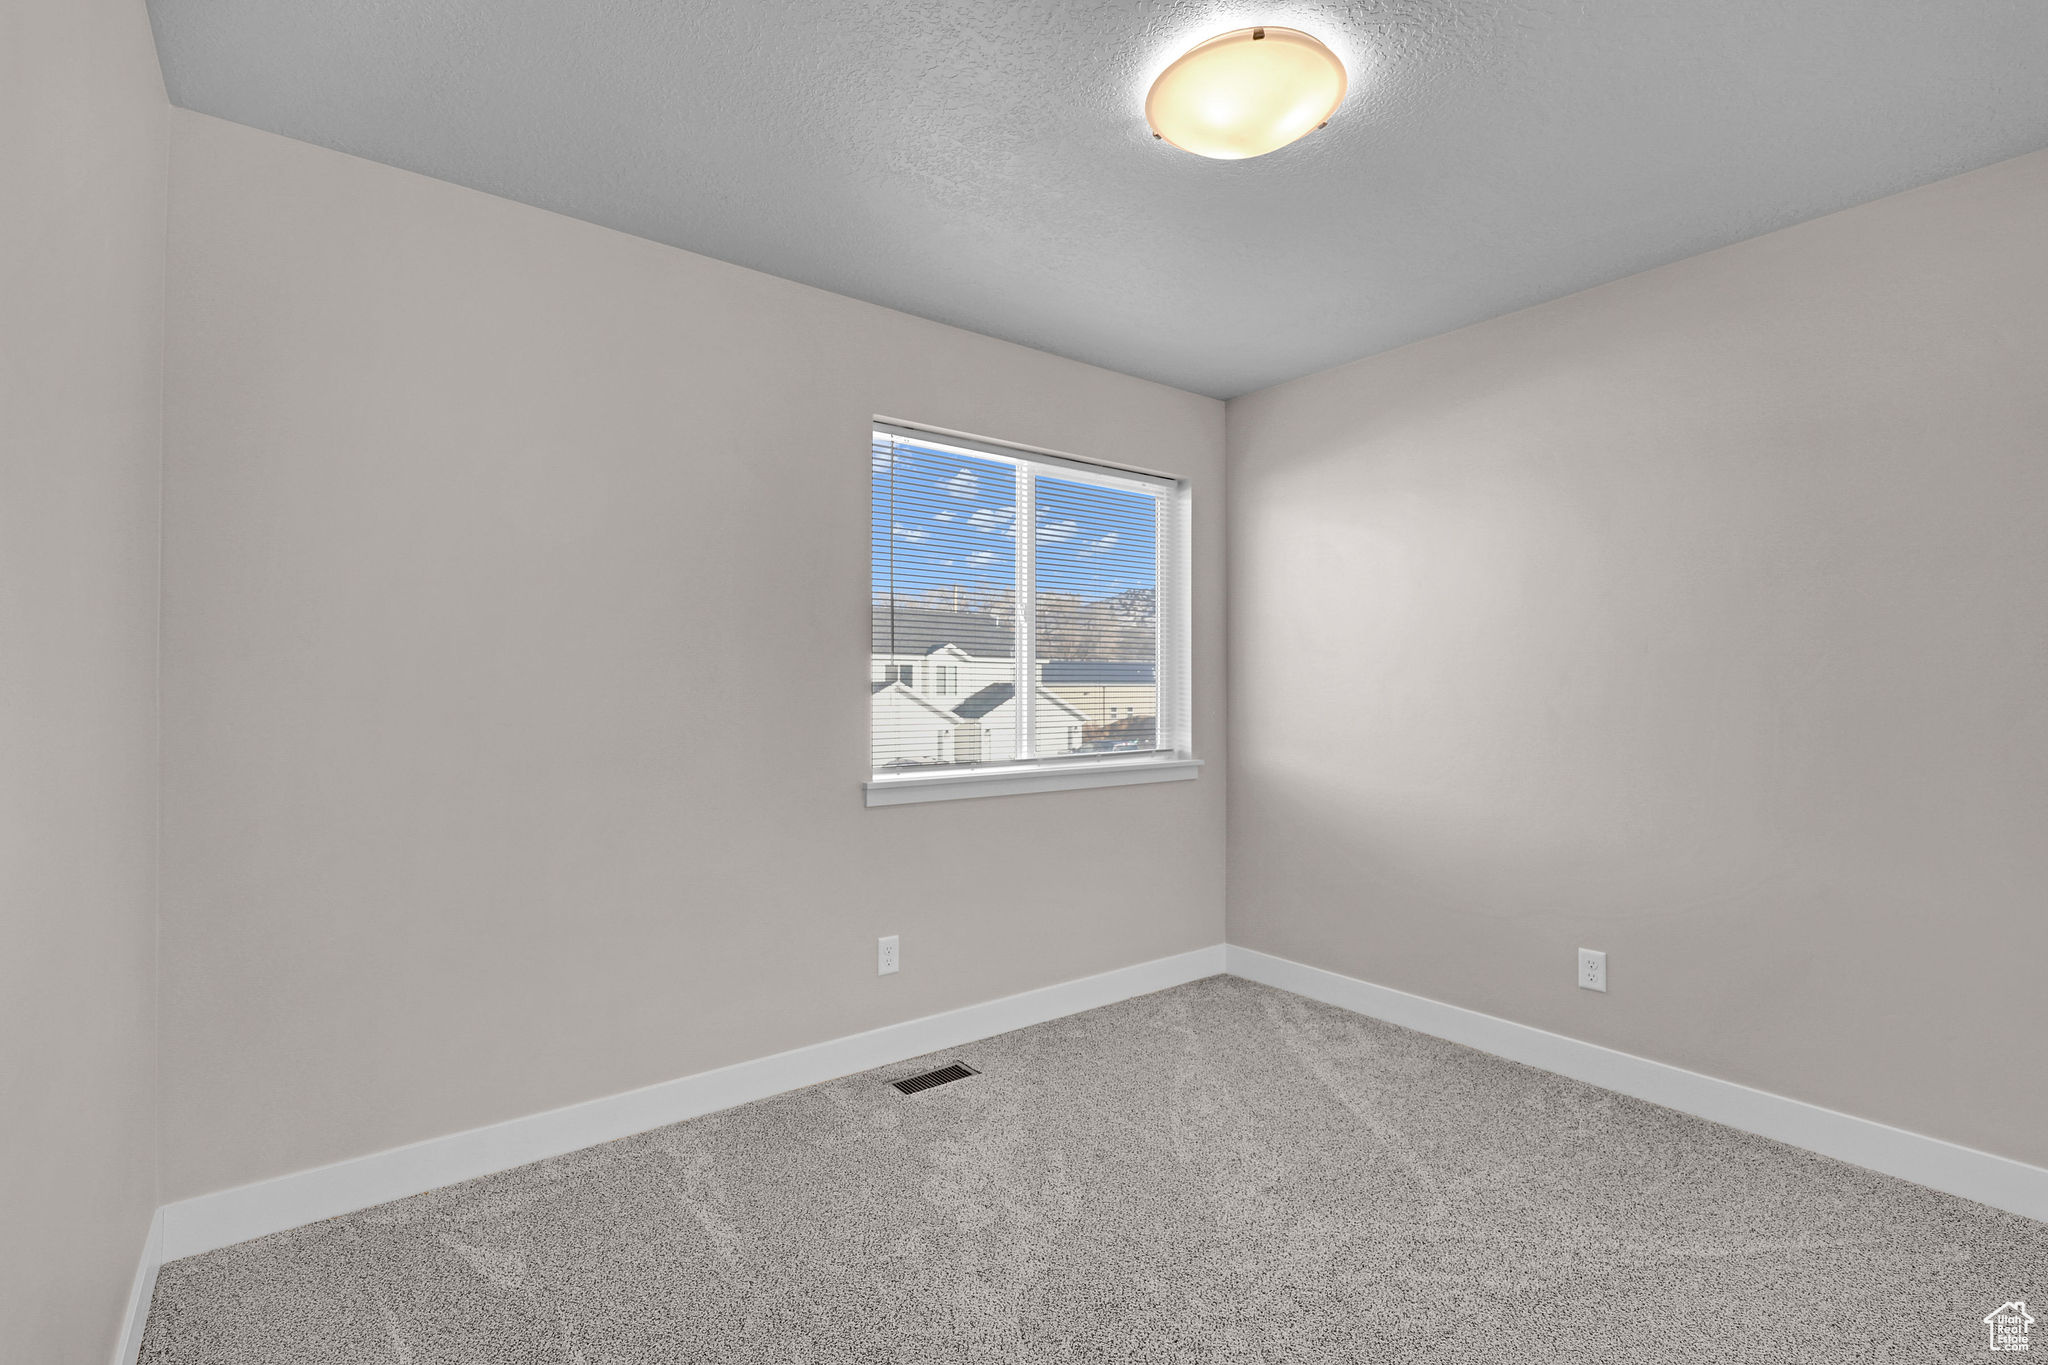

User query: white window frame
[866,420,1199,807]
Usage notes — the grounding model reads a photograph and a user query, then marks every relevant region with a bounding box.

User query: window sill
[864,756,1202,807]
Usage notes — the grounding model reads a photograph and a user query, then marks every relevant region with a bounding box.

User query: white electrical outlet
[1578,948,1607,992]
[877,935,899,976]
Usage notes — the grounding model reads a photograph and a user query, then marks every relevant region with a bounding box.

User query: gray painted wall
[160,111,1227,1203]
[0,0,165,1357]
[1227,148,2048,1168]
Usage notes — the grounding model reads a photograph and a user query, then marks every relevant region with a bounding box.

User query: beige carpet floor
[142,975,2045,1362]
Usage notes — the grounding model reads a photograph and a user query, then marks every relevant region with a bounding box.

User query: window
[868,423,1198,805]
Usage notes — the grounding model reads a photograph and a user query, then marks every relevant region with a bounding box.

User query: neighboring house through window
[867,423,1197,805]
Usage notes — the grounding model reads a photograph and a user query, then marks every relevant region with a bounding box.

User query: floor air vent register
[891,1062,979,1095]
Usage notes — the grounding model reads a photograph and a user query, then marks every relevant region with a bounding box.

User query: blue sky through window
[1033,474,1157,600]
[871,439,1158,601]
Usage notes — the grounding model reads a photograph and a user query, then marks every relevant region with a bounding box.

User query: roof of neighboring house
[953,682,1015,721]
[950,682,1090,724]
[871,680,960,721]
[1041,660,1155,685]
[871,605,1012,659]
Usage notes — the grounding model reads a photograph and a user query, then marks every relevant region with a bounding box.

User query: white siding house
[870,682,964,768]
[870,642,1011,702]
[951,683,1090,762]
[870,606,1096,768]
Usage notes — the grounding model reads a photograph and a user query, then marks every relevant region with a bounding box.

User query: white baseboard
[159,944,1227,1260]
[1226,944,2048,1225]
[111,1207,162,1365]
[151,938,2042,1272]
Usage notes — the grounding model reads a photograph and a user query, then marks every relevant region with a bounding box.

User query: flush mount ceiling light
[1146,26,1347,160]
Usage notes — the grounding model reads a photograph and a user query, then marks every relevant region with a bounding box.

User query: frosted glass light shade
[1145,27,1346,159]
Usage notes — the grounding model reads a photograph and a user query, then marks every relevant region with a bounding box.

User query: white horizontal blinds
[1032,471,1165,757]
[870,435,1022,772]
[871,426,1178,776]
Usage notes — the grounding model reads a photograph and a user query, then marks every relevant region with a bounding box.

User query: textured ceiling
[146,0,2048,398]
